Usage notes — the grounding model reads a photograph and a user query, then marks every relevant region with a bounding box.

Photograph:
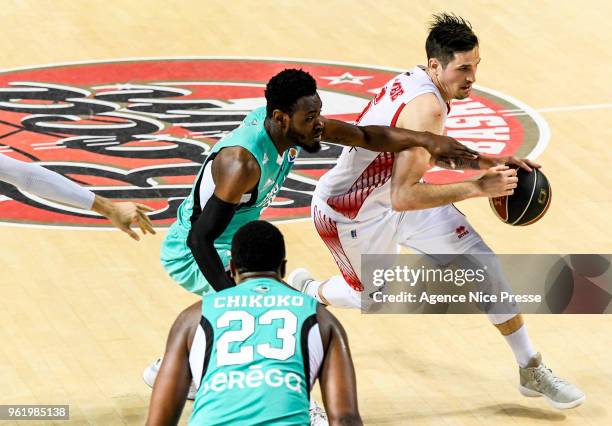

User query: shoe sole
[518,385,586,409]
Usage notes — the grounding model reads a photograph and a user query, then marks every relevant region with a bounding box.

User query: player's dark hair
[232,220,286,273]
[265,69,317,118]
[426,13,478,67]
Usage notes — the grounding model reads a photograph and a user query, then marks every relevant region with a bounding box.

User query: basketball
[489,166,551,226]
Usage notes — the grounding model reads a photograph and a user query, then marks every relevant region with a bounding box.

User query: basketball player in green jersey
[147,221,362,426]
[160,68,478,297]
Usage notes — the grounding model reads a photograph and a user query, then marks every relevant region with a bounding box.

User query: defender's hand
[107,202,156,241]
[479,155,541,172]
[503,157,541,172]
[93,195,156,241]
[423,132,479,159]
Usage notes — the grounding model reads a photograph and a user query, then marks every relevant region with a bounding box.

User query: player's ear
[279,259,287,279]
[428,57,441,73]
[272,109,290,131]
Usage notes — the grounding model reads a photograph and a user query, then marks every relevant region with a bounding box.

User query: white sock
[304,280,324,304]
[504,324,537,368]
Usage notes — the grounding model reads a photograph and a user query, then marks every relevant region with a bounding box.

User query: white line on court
[502,102,612,116]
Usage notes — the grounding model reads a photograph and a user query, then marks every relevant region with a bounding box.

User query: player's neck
[235,271,283,284]
[425,67,452,103]
[264,118,293,156]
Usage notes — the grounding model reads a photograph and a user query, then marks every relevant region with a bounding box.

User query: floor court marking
[502,102,612,116]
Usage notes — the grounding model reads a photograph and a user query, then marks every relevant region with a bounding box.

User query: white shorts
[312,195,483,291]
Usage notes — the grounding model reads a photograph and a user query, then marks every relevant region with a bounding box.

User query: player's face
[438,46,480,100]
[286,94,324,153]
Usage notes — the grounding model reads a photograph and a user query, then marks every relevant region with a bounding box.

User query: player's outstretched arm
[435,155,541,172]
[390,93,518,211]
[0,153,154,240]
[317,305,363,426]
[146,302,200,426]
[320,116,477,159]
[187,147,260,291]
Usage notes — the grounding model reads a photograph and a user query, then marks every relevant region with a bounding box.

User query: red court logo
[0,58,548,229]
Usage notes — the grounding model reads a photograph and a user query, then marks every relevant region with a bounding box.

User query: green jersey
[160,107,300,295]
[189,278,321,426]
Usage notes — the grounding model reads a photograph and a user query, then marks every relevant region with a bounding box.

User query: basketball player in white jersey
[290,13,585,409]
[0,153,154,239]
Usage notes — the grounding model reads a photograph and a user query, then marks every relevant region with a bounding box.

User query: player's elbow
[187,228,200,249]
[391,188,421,212]
[187,226,210,252]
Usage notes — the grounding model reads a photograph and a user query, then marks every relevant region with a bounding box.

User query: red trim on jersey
[326,152,395,219]
[313,205,363,291]
[390,102,407,127]
[323,101,404,219]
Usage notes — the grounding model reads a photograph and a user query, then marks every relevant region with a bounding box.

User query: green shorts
[160,222,230,296]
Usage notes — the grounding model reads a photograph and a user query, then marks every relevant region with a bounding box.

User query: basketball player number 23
[216,310,298,366]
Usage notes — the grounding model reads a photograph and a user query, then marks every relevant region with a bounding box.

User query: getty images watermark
[361,254,612,314]
[371,264,540,304]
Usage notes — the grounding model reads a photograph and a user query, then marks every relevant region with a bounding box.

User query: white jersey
[315,66,449,222]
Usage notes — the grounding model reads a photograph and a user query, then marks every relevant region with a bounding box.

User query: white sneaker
[288,268,315,293]
[309,399,329,426]
[518,353,586,409]
[143,357,197,400]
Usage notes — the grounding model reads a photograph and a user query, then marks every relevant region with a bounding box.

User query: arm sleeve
[0,154,95,209]
[187,193,237,292]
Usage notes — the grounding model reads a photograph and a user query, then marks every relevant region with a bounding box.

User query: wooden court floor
[0,1,610,425]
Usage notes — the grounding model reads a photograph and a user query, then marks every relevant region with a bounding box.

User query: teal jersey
[189,278,320,426]
[160,107,300,294]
